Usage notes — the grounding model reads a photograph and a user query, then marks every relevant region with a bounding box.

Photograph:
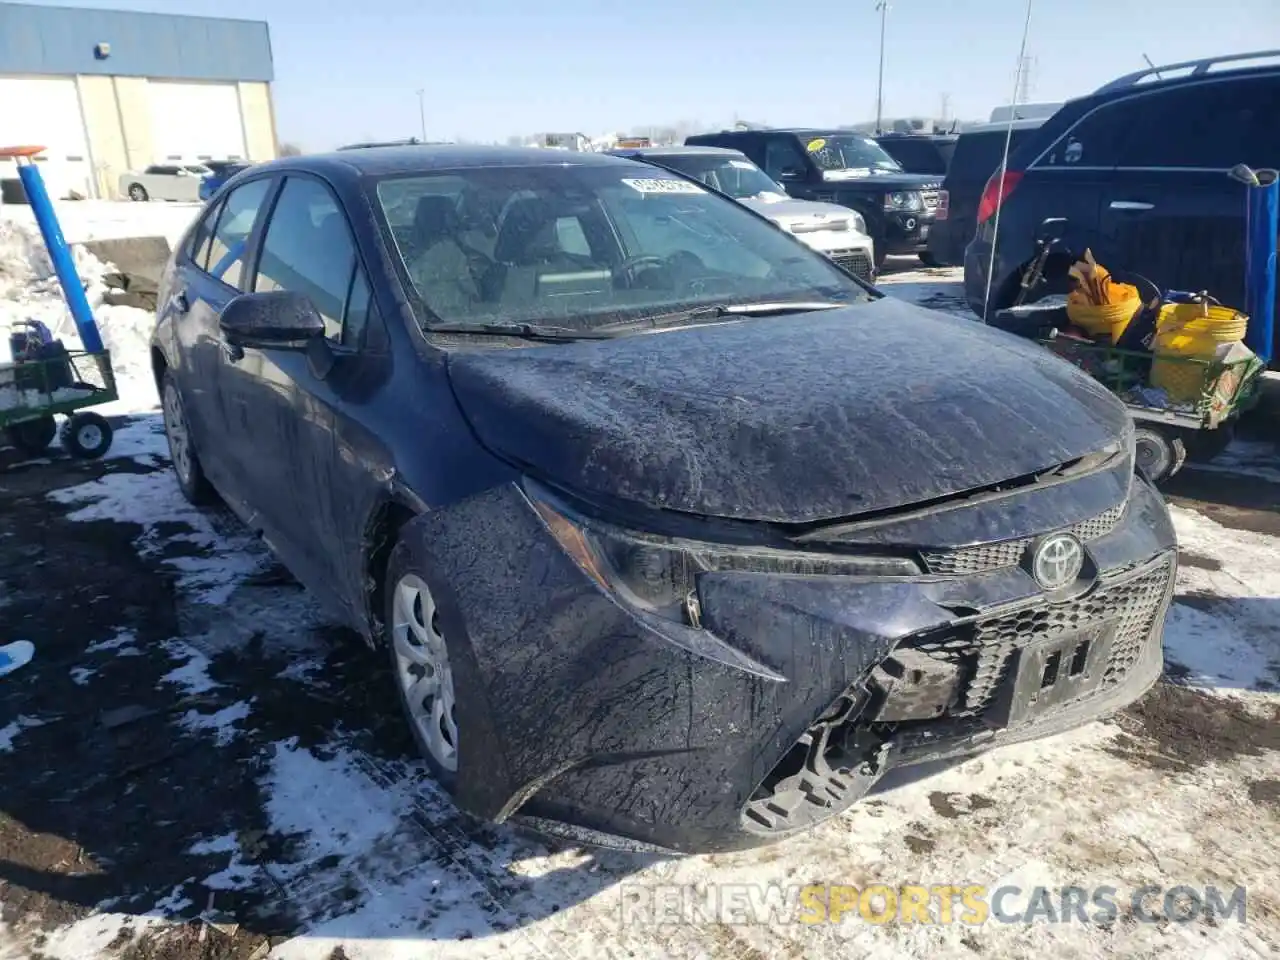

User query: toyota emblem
[1032,534,1084,590]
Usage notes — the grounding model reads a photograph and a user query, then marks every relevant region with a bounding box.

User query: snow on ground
[1,217,1278,959]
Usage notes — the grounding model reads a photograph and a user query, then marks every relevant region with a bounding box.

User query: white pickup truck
[118,164,212,202]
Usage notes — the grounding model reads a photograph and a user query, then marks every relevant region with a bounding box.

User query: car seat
[406,195,481,313]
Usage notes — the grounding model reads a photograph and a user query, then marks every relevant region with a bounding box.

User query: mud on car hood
[445,299,1130,524]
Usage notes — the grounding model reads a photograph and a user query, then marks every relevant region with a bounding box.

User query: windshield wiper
[596,300,847,333]
[424,322,619,341]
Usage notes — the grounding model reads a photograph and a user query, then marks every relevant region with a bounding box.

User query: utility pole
[939,92,951,123]
[1016,56,1034,104]
[416,89,427,141]
[874,1,889,134]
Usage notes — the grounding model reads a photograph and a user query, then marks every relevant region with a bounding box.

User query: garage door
[0,75,94,200]
[148,81,246,164]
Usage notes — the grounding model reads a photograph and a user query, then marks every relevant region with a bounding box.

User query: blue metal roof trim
[0,2,273,82]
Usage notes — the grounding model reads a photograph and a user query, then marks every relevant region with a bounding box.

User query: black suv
[964,51,1280,353]
[875,133,958,177]
[686,128,941,268]
[926,119,1046,267]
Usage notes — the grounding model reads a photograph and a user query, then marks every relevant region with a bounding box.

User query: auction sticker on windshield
[729,160,755,169]
[621,178,705,194]
[806,138,827,152]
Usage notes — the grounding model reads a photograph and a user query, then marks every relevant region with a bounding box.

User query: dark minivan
[926,119,1046,268]
[686,128,941,268]
[964,51,1280,347]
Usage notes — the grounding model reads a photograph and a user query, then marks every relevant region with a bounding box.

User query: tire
[918,252,944,268]
[1181,421,1236,464]
[874,247,887,273]
[1134,425,1187,484]
[160,370,213,504]
[5,416,57,455]
[127,183,149,202]
[384,540,460,789]
[60,412,113,459]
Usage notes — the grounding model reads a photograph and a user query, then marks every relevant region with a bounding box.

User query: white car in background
[118,164,212,202]
[608,145,877,281]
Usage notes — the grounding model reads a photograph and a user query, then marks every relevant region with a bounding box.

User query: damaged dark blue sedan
[150,146,1176,854]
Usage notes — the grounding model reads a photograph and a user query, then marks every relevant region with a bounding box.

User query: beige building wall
[238,81,278,162]
[112,76,155,176]
[75,74,127,199]
[77,76,276,198]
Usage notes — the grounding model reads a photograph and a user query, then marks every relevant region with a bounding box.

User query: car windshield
[649,155,787,201]
[375,163,868,331]
[802,135,902,175]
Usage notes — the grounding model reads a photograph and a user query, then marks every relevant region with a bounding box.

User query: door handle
[218,337,244,363]
[168,290,190,314]
[1109,200,1154,211]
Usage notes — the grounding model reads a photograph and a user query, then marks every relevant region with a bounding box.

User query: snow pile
[0,218,159,414]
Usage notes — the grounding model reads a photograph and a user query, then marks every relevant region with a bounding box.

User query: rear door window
[205,178,273,290]
[1113,77,1280,170]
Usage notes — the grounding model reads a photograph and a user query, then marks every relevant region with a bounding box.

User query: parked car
[608,145,876,281]
[119,164,212,202]
[685,128,942,269]
[874,133,958,177]
[964,49,1280,360]
[926,118,1046,267]
[198,162,252,202]
[152,145,1174,854]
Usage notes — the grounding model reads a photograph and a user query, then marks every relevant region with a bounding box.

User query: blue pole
[1243,168,1278,364]
[15,162,105,354]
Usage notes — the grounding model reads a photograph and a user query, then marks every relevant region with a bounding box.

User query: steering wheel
[613,255,670,288]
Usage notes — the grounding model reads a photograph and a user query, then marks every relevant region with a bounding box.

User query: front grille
[831,250,873,281]
[910,554,1174,717]
[922,502,1125,576]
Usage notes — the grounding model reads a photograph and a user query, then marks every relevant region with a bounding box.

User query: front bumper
[407,471,1175,855]
[884,209,938,255]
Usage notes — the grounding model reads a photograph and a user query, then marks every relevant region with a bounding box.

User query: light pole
[874,1,888,134]
[416,89,427,142]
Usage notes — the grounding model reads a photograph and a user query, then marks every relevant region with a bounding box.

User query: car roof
[608,145,744,158]
[244,145,639,181]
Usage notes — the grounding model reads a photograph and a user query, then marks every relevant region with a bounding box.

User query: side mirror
[219,290,324,350]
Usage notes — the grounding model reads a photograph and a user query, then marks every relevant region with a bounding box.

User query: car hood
[740,196,864,226]
[445,299,1130,524]
[821,171,941,191]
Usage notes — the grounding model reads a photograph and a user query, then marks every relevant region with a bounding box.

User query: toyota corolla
[151,146,1175,854]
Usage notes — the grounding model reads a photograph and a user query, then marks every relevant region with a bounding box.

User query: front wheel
[61,412,113,459]
[1134,425,1187,484]
[385,542,460,787]
[5,416,57,455]
[918,252,945,268]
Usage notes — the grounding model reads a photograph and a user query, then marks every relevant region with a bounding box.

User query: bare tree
[278,142,304,157]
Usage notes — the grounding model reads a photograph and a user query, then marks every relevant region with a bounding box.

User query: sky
[34,0,1280,149]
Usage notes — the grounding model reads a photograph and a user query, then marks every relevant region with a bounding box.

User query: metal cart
[1,144,118,460]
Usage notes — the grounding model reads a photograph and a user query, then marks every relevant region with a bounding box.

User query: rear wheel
[5,416,57,455]
[127,183,149,202]
[385,543,460,787]
[1134,425,1187,484]
[918,252,944,268]
[61,412,113,459]
[161,370,213,503]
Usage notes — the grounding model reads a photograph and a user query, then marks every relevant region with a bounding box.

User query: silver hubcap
[77,423,103,451]
[162,383,193,484]
[392,574,458,771]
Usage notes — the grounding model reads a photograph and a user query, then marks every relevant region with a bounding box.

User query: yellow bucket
[1065,298,1142,343]
[1150,301,1249,402]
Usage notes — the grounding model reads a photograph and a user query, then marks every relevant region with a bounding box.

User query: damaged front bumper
[403,471,1176,855]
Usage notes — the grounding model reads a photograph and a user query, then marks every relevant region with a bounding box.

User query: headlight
[850,211,867,234]
[526,482,923,625]
[884,191,923,212]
